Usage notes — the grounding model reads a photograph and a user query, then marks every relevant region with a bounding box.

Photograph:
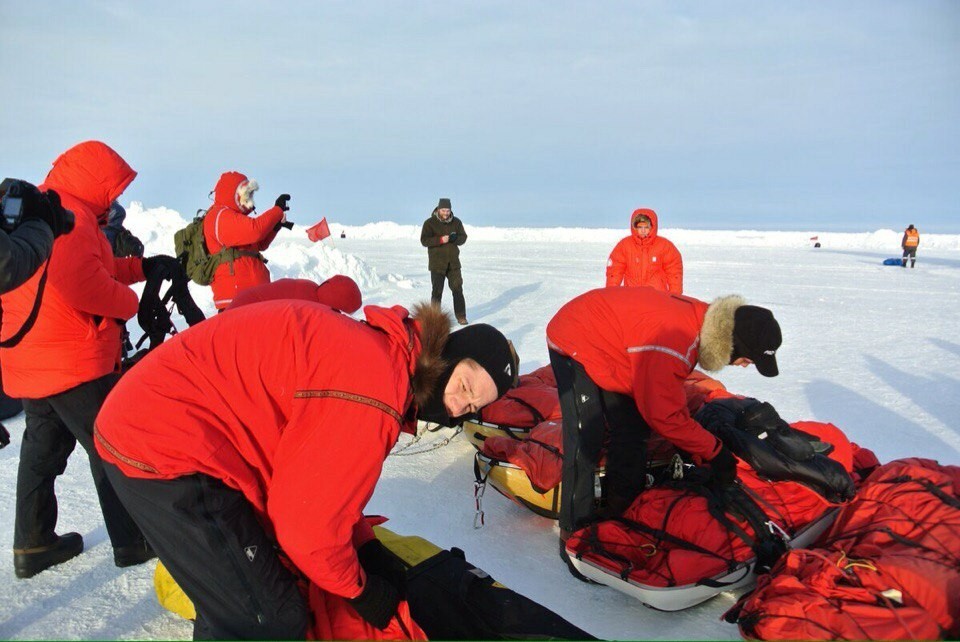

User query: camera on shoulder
[0,177,75,237]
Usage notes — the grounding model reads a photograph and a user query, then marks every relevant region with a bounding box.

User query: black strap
[0,255,50,348]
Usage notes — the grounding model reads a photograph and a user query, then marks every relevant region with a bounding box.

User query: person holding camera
[420,197,469,325]
[0,140,178,578]
[0,179,75,457]
[202,171,289,311]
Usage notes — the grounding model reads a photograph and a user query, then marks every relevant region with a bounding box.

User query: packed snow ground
[1,205,959,640]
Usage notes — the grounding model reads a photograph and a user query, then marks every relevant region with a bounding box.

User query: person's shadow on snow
[469,282,542,321]
[804,379,960,463]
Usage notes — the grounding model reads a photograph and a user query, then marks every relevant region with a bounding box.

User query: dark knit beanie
[418,323,518,425]
[437,198,452,210]
[732,306,782,377]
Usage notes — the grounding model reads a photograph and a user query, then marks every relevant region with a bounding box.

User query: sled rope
[389,423,462,457]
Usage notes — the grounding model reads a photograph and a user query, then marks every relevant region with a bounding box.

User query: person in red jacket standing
[605,208,683,293]
[95,300,517,639]
[546,287,782,577]
[1,141,181,578]
[901,224,920,268]
[202,171,289,310]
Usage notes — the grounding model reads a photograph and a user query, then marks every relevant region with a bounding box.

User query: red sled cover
[477,366,562,428]
[728,458,960,640]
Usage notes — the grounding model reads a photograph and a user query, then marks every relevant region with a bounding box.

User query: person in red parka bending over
[1,141,183,579]
[605,208,683,293]
[546,287,782,578]
[95,298,518,639]
[203,171,290,310]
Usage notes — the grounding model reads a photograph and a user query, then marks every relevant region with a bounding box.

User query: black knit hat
[418,323,518,425]
[732,306,782,377]
[437,198,452,210]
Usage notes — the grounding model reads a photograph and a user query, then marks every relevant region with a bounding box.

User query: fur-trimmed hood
[697,294,746,371]
[410,302,452,409]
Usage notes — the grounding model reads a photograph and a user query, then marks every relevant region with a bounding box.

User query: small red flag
[809,235,819,241]
[307,217,331,242]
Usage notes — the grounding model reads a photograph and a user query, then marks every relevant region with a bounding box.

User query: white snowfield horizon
[128,202,960,250]
[1,202,957,640]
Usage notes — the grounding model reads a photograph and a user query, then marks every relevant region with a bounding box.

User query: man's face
[634,219,652,238]
[437,208,452,221]
[443,359,498,419]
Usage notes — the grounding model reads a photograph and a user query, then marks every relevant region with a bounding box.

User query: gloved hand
[23,188,75,239]
[275,194,291,211]
[142,255,185,282]
[448,231,458,243]
[348,573,399,631]
[357,539,407,597]
[0,422,9,449]
[708,446,738,488]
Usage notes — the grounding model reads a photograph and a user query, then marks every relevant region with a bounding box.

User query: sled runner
[155,523,595,640]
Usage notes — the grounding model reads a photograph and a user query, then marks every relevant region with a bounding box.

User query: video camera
[0,178,75,235]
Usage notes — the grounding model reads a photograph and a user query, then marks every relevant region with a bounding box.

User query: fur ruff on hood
[410,302,451,409]
[698,294,746,372]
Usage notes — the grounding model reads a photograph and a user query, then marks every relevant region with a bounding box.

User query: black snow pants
[902,247,917,268]
[103,464,308,641]
[549,349,651,537]
[15,373,143,550]
[430,268,466,320]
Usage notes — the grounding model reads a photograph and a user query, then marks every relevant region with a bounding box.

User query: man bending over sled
[94,291,517,640]
[546,286,783,575]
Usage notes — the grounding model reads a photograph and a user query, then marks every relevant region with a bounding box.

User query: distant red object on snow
[307,217,331,242]
[809,236,819,241]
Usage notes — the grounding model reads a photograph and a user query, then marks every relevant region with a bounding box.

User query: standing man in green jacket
[420,198,469,324]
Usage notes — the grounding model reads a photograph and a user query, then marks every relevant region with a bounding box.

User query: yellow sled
[474,452,562,519]
[463,419,532,451]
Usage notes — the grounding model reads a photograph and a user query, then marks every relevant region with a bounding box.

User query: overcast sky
[2,1,958,231]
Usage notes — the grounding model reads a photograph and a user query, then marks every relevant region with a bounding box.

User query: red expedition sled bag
[726,458,960,640]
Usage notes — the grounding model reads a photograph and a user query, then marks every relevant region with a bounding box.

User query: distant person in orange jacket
[605,208,683,293]
[202,171,290,310]
[901,224,919,268]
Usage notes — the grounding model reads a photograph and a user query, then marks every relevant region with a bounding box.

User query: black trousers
[430,268,466,319]
[15,373,143,550]
[549,350,650,535]
[103,464,308,640]
[902,247,917,267]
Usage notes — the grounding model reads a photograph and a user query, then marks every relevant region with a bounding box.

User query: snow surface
[1,204,959,640]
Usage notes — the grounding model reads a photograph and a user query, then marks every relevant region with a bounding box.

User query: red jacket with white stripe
[546,286,723,461]
[95,301,421,599]
[202,171,284,309]
[0,141,144,398]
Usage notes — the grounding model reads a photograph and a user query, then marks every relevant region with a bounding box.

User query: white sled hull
[567,508,839,612]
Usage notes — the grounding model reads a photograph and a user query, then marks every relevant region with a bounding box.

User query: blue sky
[2,1,958,231]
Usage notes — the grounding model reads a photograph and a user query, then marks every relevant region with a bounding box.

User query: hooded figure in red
[95,299,518,639]
[546,286,782,579]
[202,171,288,309]
[605,208,683,293]
[2,141,180,580]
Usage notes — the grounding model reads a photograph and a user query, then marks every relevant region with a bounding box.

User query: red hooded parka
[546,286,722,461]
[203,171,284,309]
[0,141,144,398]
[605,208,683,293]
[94,300,421,599]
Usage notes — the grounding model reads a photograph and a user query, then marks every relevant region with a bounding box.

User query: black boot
[14,532,84,579]
[113,537,157,568]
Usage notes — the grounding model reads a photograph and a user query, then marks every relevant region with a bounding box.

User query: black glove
[23,187,75,239]
[708,446,738,488]
[357,539,407,597]
[275,194,291,211]
[142,255,184,282]
[448,231,458,242]
[0,422,9,449]
[348,573,399,631]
